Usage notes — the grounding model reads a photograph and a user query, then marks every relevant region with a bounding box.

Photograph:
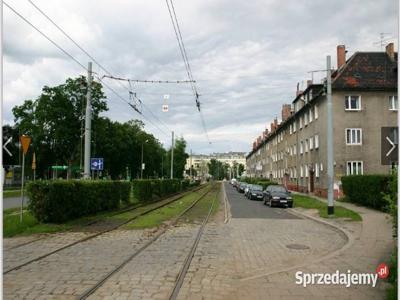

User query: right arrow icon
[386,136,396,157]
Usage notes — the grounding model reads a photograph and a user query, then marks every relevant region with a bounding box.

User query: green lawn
[123,184,217,229]
[294,195,362,221]
[3,189,22,198]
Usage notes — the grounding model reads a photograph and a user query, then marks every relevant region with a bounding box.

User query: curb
[239,207,355,282]
[221,183,231,224]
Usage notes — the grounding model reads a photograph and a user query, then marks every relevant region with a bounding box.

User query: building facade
[185,152,246,179]
[246,44,398,197]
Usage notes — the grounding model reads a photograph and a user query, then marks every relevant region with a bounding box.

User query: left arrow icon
[3,137,12,156]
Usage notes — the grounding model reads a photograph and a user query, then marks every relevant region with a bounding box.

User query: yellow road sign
[20,135,31,155]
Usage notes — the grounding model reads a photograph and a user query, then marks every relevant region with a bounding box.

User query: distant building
[246,43,397,198]
[185,152,246,179]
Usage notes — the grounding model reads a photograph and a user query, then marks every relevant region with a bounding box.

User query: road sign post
[20,135,31,222]
[32,152,36,182]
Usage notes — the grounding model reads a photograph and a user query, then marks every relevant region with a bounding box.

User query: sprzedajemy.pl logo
[295,263,389,288]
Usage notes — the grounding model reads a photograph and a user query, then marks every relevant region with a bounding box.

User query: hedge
[241,178,278,189]
[341,175,390,211]
[26,180,131,223]
[132,179,199,202]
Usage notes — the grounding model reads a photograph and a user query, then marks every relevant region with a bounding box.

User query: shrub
[341,175,390,211]
[26,180,130,223]
[132,179,197,203]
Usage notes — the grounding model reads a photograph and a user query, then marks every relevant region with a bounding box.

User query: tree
[207,159,229,180]
[12,76,107,178]
[164,137,188,179]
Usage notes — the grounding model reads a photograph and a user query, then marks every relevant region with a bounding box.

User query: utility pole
[326,56,334,215]
[83,62,92,179]
[141,143,144,179]
[189,149,192,179]
[170,131,174,179]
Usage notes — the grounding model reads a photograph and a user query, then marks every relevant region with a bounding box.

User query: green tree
[207,159,229,180]
[12,76,107,178]
[164,137,188,179]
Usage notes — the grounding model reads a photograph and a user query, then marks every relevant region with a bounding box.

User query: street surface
[3,183,393,299]
[3,196,28,210]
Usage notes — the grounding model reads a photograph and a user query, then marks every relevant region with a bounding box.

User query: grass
[3,189,23,198]
[293,195,362,221]
[123,184,217,229]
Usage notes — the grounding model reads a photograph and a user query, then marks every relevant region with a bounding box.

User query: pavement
[3,196,29,210]
[3,182,395,299]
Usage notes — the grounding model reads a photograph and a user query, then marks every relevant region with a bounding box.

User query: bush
[241,177,278,189]
[26,180,131,223]
[132,179,192,203]
[341,175,390,211]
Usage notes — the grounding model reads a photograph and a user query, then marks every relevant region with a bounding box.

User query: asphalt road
[3,196,29,210]
[224,182,299,219]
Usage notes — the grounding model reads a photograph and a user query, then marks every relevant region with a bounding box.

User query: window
[304,114,308,126]
[300,165,303,177]
[305,139,309,152]
[293,121,297,132]
[309,137,314,150]
[293,145,297,155]
[347,161,363,175]
[305,165,309,178]
[345,95,361,110]
[315,163,320,177]
[300,141,304,154]
[299,117,303,129]
[309,108,313,123]
[320,163,323,171]
[314,105,318,119]
[289,124,293,134]
[389,96,398,110]
[294,168,297,178]
[314,135,319,149]
[346,128,362,145]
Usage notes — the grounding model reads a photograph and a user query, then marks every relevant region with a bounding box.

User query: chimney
[386,42,395,61]
[281,104,291,122]
[337,45,346,69]
[307,80,313,87]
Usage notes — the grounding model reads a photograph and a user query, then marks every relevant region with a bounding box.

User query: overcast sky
[4,0,397,154]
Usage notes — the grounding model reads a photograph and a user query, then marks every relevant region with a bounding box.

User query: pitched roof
[332,52,397,91]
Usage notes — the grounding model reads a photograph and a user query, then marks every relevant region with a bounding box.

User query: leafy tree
[164,137,188,179]
[12,76,107,178]
[207,159,230,180]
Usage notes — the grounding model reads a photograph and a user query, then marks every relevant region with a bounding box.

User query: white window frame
[346,128,362,145]
[346,161,363,175]
[304,114,308,126]
[293,121,297,132]
[293,145,297,155]
[300,165,303,177]
[300,141,304,154]
[299,117,303,129]
[345,95,361,111]
[315,163,320,177]
[309,137,314,150]
[314,105,318,119]
[289,124,293,134]
[309,108,313,123]
[314,135,319,149]
[320,163,323,171]
[305,139,309,152]
[305,165,309,178]
[389,95,398,111]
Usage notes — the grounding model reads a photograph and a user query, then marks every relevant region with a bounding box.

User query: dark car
[263,185,293,207]
[238,182,247,193]
[247,184,264,200]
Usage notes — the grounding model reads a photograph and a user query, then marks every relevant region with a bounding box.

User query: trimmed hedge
[241,178,278,190]
[26,180,131,223]
[341,175,390,211]
[132,179,199,202]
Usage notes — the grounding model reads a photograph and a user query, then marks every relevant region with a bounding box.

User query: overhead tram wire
[165,0,212,145]
[6,1,170,139]
[26,0,173,137]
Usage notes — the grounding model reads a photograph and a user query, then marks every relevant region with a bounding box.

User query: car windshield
[269,186,287,193]
[252,185,263,191]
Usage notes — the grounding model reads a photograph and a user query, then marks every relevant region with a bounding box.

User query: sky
[3,0,397,155]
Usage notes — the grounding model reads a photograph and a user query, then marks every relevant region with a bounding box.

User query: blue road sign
[91,158,104,171]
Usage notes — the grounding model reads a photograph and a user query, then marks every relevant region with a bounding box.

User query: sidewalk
[229,192,395,299]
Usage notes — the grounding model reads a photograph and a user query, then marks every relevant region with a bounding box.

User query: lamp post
[141,139,149,179]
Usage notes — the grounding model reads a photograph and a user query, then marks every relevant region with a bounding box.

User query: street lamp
[141,139,149,179]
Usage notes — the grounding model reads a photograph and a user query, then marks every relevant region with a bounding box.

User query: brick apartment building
[246,43,398,197]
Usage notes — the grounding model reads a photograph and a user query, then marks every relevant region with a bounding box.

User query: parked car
[238,182,247,193]
[247,184,264,200]
[231,178,237,185]
[244,184,252,196]
[263,185,293,207]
